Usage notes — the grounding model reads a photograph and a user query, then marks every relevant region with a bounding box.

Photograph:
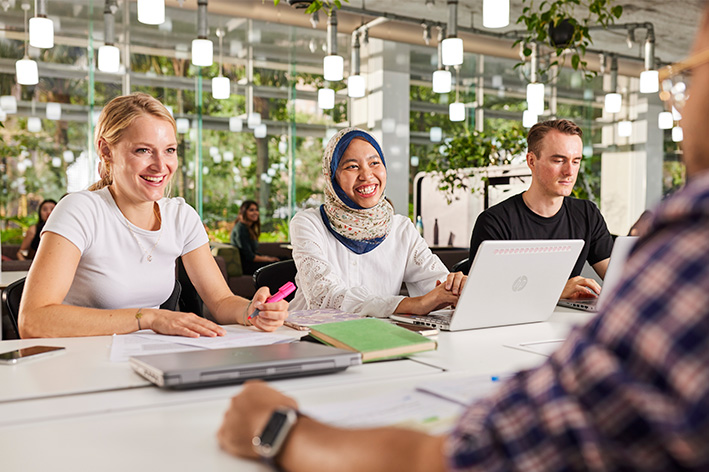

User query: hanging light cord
[217,28,224,76]
[22,2,30,58]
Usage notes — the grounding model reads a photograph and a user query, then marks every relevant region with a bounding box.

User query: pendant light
[318,87,335,109]
[347,32,365,98]
[137,0,165,25]
[212,28,230,99]
[483,0,509,29]
[526,43,544,115]
[449,66,465,122]
[604,55,622,113]
[29,0,54,49]
[191,0,213,67]
[441,0,463,66]
[432,27,451,94]
[98,1,121,73]
[323,10,343,81]
[16,3,39,86]
[639,30,658,93]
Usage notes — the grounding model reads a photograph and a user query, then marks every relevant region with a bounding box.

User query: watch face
[253,408,298,459]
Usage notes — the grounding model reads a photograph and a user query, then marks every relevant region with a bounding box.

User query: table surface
[0,306,595,471]
[0,270,27,289]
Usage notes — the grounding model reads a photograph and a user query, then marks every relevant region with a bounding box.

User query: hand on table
[560,276,601,300]
[218,381,298,459]
[145,309,226,338]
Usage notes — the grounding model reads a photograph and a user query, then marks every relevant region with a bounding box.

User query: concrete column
[350,38,410,216]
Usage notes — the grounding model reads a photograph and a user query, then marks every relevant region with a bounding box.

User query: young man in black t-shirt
[467,119,613,300]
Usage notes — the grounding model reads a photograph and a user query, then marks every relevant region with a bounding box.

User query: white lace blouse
[289,208,449,317]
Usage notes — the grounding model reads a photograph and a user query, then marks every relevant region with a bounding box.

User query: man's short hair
[527,119,583,157]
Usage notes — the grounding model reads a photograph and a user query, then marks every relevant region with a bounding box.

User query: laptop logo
[512,275,528,292]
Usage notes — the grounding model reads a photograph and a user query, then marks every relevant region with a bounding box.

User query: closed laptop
[130,342,362,389]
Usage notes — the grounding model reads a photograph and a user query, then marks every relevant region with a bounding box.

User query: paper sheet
[504,339,565,357]
[415,373,510,406]
[302,390,465,435]
[110,325,305,362]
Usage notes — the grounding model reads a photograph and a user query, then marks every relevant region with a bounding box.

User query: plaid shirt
[447,172,709,471]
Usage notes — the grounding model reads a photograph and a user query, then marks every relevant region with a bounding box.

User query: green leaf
[612,5,623,18]
[571,54,580,69]
[523,47,532,57]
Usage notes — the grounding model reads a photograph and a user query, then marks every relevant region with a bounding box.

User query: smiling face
[335,138,387,209]
[39,201,55,222]
[527,130,583,198]
[102,114,177,205]
[245,203,260,224]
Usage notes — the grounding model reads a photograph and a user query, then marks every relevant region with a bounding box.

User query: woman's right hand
[143,309,226,338]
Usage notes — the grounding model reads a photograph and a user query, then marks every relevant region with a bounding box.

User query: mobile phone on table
[394,323,439,337]
[0,346,66,365]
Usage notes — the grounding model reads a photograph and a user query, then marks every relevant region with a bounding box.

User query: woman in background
[230,200,278,275]
[289,127,466,317]
[16,199,57,260]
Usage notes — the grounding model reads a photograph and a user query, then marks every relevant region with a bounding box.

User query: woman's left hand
[437,272,467,296]
[248,286,289,332]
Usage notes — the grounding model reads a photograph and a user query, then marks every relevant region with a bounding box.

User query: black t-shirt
[466,193,614,278]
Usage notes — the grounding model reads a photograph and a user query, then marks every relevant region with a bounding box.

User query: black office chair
[451,257,470,274]
[253,259,298,302]
[1,277,182,339]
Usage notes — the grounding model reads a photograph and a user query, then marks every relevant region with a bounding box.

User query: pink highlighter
[248,282,296,320]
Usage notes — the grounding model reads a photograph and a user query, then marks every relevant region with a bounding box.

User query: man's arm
[592,257,609,280]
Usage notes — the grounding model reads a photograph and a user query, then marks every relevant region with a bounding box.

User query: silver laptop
[130,342,362,389]
[391,239,584,331]
[557,236,638,312]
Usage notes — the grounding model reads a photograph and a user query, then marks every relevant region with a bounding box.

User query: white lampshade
[1,96,17,114]
[212,76,230,99]
[639,70,659,94]
[98,45,120,73]
[441,37,464,66]
[604,93,622,114]
[229,117,243,132]
[347,74,366,98]
[247,113,261,129]
[318,88,335,109]
[137,0,165,25]
[410,155,420,167]
[449,102,465,122]
[241,156,252,167]
[29,17,54,48]
[223,151,234,162]
[617,120,632,137]
[176,118,190,133]
[658,111,674,129]
[432,69,452,94]
[526,82,545,115]
[323,55,344,81]
[0,109,6,121]
[672,126,683,142]
[46,102,61,120]
[63,150,74,162]
[27,117,42,132]
[191,38,213,67]
[522,110,538,128]
[16,58,39,85]
[672,106,682,121]
[430,127,442,142]
[483,0,510,28]
[254,124,267,138]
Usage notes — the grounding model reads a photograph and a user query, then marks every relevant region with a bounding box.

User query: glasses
[658,48,709,112]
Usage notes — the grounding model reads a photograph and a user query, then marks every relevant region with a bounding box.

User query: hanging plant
[271,0,348,14]
[426,123,528,202]
[514,0,623,80]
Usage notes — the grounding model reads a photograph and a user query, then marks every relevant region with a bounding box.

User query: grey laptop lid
[130,342,362,389]
[391,239,584,331]
[557,236,638,312]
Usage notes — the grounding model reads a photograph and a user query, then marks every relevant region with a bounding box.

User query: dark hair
[527,119,583,157]
[237,200,260,240]
[31,199,57,251]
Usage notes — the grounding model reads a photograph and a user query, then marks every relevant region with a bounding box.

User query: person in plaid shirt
[216,7,709,471]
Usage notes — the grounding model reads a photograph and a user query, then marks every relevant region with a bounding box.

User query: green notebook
[308,318,437,362]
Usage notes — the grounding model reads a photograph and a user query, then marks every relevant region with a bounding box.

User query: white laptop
[391,239,584,331]
[130,342,362,389]
[557,236,638,312]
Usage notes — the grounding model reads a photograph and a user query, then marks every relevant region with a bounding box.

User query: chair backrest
[451,257,469,274]
[0,277,180,340]
[1,277,25,339]
[253,259,298,302]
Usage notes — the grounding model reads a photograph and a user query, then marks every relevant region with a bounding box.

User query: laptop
[130,342,362,389]
[391,239,584,331]
[557,236,638,312]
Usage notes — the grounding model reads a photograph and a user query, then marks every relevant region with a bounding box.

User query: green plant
[426,123,528,202]
[271,0,348,14]
[514,0,623,80]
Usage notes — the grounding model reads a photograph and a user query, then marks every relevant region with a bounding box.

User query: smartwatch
[252,407,299,460]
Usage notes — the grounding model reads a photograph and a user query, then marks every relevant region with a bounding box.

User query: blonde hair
[89,93,177,191]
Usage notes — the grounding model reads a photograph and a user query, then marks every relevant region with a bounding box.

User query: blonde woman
[20,93,288,338]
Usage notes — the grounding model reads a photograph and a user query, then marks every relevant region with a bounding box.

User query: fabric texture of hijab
[320,127,394,254]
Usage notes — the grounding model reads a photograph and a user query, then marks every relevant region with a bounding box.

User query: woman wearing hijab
[289,127,466,317]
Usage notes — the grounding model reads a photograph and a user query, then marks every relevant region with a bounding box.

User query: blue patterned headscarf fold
[319,127,394,255]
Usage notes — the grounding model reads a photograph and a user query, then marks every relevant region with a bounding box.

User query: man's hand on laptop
[561,276,601,300]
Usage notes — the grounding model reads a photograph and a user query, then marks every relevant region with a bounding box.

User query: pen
[248,282,297,320]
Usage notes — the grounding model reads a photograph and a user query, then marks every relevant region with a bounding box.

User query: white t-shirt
[289,208,449,317]
[42,187,208,309]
